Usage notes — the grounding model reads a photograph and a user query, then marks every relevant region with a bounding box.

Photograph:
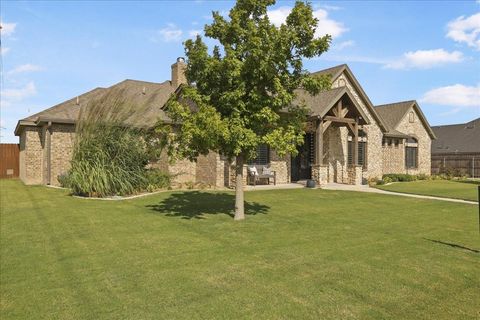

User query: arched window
[405,137,418,169]
[348,130,367,168]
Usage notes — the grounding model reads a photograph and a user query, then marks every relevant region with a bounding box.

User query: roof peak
[375,100,416,108]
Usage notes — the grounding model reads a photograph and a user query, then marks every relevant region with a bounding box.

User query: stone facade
[386,107,432,175]
[332,72,384,182]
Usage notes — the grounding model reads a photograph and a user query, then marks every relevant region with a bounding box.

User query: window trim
[405,137,418,169]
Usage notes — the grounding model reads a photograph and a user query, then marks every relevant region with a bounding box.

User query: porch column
[315,117,323,165]
[352,119,358,166]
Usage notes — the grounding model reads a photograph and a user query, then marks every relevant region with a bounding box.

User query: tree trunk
[234,154,245,220]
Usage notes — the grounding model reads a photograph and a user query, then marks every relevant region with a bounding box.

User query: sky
[1,0,479,143]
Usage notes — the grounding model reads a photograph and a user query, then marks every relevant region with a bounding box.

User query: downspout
[47,121,52,185]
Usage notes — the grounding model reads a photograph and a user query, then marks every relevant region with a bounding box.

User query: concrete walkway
[322,183,478,205]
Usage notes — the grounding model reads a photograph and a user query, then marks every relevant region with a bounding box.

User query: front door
[291,133,314,181]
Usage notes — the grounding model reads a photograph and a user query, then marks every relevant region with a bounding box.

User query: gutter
[46,121,52,185]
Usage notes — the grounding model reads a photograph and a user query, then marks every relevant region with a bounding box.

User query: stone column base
[347,165,363,185]
[312,164,329,187]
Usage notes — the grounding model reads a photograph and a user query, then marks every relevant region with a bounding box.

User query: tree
[161,0,331,220]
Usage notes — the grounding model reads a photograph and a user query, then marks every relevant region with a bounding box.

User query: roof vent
[142,86,146,95]
[76,96,79,105]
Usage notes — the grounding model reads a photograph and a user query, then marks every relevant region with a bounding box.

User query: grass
[1,179,479,319]
[376,179,480,202]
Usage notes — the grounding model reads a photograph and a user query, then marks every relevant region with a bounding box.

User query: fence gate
[0,144,20,179]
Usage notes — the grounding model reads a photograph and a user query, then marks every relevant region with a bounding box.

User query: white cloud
[1,82,37,100]
[446,12,480,50]
[0,21,17,37]
[384,49,464,69]
[420,84,480,107]
[268,7,347,39]
[188,29,202,37]
[154,23,183,42]
[333,40,355,50]
[8,64,44,75]
[0,47,10,55]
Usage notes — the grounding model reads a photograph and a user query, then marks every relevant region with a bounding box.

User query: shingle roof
[293,86,370,124]
[311,64,346,80]
[431,118,480,154]
[375,100,436,139]
[21,87,106,123]
[375,101,414,131]
[16,79,175,135]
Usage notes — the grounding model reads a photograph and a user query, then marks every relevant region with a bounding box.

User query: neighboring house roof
[431,118,480,154]
[15,79,175,135]
[375,100,436,139]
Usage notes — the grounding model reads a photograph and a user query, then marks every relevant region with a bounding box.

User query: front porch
[290,86,369,186]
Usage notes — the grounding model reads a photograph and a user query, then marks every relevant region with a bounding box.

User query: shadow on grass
[424,238,479,253]
[146,191,270,219]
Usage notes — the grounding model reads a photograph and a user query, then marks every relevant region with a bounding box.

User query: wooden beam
[315,119,323,165]
[324,116,356,124]
[336,100,342,118]
[322,120,332,133]
[346,122,355,135]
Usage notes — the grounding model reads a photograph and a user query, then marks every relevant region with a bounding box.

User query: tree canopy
[159,0,332,219]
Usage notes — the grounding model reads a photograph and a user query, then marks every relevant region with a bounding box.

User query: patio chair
[247,165,276,186]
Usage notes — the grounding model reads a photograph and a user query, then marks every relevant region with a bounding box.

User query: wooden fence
[431,153,480,178]
[0,144,20,179]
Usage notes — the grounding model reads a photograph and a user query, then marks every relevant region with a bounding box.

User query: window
[248,144,269,165]
[409,111,415,123]
[405,137,418,169]
[348,130,367,168]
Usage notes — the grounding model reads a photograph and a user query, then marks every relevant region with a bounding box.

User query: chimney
[171,57,187,88]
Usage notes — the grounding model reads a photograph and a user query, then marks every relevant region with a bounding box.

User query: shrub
[417,173,429,180]
[60,89,170,197]
[382,173,418,182]
[61,124,150,197]
[145,169,171,191]
[376,179,385,185]
[383,176,393,184]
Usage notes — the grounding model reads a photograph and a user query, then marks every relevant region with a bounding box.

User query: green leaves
[161,0,331,162]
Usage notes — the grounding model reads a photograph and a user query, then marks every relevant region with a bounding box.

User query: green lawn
[376,179,479,202]
[1,180,479,319]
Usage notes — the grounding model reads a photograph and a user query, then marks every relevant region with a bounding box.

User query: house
[15,58,435,187]
[431,118,480,177]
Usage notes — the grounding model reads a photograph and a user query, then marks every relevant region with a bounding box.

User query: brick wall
[49,124,76,185]
[20,127,44,185]
[382,139,405,174]
[196,152,217,186]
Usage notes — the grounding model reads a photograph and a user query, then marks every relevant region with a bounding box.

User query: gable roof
[15,79,175,135]
[375,100,436,139]
[293,86,370,124]
[311,64,346,80]
[312,64,388,132]
[431,118,480,154]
